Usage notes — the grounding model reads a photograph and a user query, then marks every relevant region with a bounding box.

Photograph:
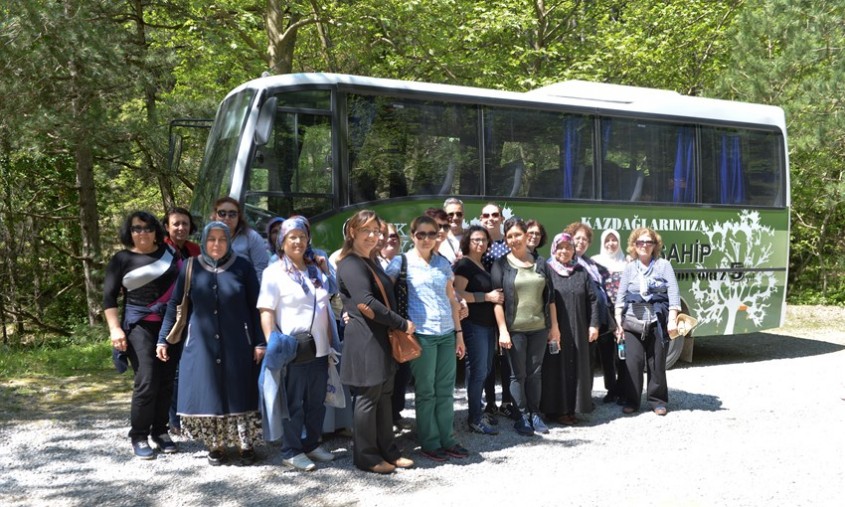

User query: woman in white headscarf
[591,228,629,404]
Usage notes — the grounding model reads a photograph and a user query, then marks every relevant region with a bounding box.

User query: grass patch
[0,340,132,420]
[0,340,113,379]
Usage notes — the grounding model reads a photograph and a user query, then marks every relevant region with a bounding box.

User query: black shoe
[151,433,178,454]
[207,449,227,466]
[239,448,255,466]
[132,439,156,460]
[393,418,412,430]
[500,404,520,421]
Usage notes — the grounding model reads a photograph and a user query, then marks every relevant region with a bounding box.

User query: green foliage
[711,0,845,304]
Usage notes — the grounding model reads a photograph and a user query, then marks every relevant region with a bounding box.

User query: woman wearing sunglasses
[211,197,270,282]
[378,222,401,269]
[103,211,180,459]
[614,227,680,416]
[479,202,517,423]
[385,215,468,462]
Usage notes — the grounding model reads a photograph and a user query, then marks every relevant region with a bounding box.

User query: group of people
[103,196,681,473]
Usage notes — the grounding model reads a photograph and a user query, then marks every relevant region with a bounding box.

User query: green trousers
[410,331,458,452]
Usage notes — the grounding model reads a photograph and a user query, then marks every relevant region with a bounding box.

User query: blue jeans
[506,328,549,416]
[281,355,328,459]
[463,320,496,425]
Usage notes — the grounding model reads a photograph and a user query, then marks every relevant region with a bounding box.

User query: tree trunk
[75,142,103,326]
[131,0,174,211]
[266,0,298,74]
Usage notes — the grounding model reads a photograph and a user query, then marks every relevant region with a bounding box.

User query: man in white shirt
[439,197,465,263]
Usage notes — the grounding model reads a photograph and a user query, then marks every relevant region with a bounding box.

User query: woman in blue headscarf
[157,221,265,466]
[257,217,339,472]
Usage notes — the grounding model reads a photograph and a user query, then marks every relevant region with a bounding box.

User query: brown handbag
[363,262,421,363]
[165,258,194,344]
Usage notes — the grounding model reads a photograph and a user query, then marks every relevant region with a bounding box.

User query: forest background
[1,0,844,348]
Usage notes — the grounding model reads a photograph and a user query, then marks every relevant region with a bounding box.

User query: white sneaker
[283,453,316,471]
[306,446,335,462]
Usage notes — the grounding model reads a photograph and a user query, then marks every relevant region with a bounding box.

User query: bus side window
[530,168,563,198]
[487,159,524,197]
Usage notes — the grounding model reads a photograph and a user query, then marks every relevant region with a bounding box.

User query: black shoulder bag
[290,290,318,363]
[394,254,409,319]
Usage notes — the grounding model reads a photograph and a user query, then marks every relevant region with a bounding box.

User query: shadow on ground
[676,332,845,369]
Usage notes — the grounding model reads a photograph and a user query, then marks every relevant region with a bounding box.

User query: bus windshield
[191,88,255,223]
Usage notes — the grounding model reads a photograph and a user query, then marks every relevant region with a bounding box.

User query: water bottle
[617,339,626,360]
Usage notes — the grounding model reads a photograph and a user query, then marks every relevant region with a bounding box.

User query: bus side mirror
[254,96,277,146]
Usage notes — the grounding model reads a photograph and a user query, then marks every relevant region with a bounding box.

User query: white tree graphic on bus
[690,209,778,334]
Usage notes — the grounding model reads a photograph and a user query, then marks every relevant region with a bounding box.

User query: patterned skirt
[180,411,263,450]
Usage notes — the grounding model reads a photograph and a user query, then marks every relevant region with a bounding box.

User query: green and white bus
[190,73,789,366]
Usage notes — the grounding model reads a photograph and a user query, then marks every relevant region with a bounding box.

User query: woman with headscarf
[540,233,599,425]
[592,228,627,306]
[156,222,265,466]
[591,228,629,403]
[265,216,285,262]
[103,211,179,459]
[258,217,339,472]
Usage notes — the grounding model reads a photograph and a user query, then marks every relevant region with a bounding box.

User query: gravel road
[1,305,844,507]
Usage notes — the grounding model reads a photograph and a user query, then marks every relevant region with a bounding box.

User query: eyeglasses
[470,237,488,244]
[387,233,399,240]
[216,210,239,219]
[635,240,656,247]
[130,225,154,234]
[526,231,542,237]
[447,212,463,218]
[438,224,450,231]
[481,212,500,219]
[359,228,380,236]
[414,231,439,240]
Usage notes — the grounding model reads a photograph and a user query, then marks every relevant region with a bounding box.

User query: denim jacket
[490,254,554,331]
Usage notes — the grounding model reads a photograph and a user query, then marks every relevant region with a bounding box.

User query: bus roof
[226,73,787,132]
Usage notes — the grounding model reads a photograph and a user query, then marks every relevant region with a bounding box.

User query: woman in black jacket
[337,210,416,474]
[491,217,559,436]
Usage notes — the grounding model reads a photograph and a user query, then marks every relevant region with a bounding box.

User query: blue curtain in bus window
[600,121,611,199]
[673,127,696,203]
[720,134,745,204]
[560,117,581,198]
